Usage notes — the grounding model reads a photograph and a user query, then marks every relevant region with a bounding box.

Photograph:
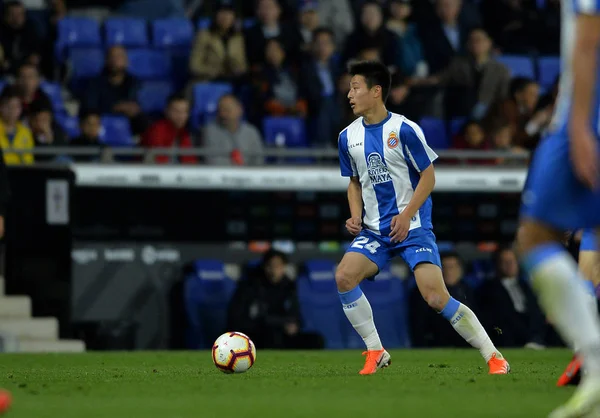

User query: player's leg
[337,232,391,375]
[412,262,509,374]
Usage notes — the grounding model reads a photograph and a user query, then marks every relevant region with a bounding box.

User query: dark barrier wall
[5,166,74,338]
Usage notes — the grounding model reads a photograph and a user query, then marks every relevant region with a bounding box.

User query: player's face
[348,75,377,116]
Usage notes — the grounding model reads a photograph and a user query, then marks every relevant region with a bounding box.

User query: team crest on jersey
[387,131,399,149]
[367,153,392,185]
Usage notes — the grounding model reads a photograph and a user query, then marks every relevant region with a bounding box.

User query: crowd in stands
[0,0,562,165]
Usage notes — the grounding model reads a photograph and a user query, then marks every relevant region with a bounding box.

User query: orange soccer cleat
[359,349,391,375]
[557,355,582,387]
[488,353,510,374]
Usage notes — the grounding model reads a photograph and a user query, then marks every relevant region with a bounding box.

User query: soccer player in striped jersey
[336,60,509,376]
[517,0,600,415]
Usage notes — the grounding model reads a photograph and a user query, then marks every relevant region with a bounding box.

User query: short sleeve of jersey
[338,129,357,177]
[572,0,600,13]
[400,120,438,172]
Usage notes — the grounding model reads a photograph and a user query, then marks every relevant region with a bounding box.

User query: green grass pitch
[0,349,580,418]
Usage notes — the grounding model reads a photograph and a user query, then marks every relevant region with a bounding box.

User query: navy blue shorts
[346,228,441,278]
[520,133,600,230]
[581,229,598,252]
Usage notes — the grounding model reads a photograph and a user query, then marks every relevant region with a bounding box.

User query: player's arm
[390,123,438,242]
[338,131,362,235]
[570,12,600,135]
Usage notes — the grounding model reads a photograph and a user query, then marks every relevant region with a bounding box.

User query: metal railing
[1,147,531,166]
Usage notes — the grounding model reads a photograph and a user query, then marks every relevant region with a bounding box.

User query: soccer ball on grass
[212,332,256,374]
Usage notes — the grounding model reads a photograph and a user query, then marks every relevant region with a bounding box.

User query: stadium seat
[56,114,80,139]
[104,18,148,47]
[496,55,536,79]
[100,115,134,146]
[197,17,211,30]
[68,47,104,80]
[242,18,256,29]
[152,18,194,48]
[127,49,172,80]
[449,117,467,137]
[183,259,237,349]
[538,56,560,89]
[56,17,101,61]
[40,82,65,114]
[296,259,346,349]
[344,269,411,349]
[191,82,233,128]
[419,117,449,150]
[137,80,173,114]
[263,117,308,148]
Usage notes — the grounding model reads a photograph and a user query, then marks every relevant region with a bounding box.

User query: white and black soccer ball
[212,332,256,374]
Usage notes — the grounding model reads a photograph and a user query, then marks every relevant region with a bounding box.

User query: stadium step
[18,339,86,353]
[0,317,59,340]
[0,296,32,318]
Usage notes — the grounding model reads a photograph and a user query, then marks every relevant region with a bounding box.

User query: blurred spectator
[70,110,110,162]
[387,72,430,122]
[453,120,490,150]
[189,1,248,84]
[203,94,264,166]
[27,101,68,161]
[537,0,560,55]
[315,0,354,50]
[0,86,33,164]
[485,77,550,151]
[255,39,307,118]
[478,247,546,348]
[417,28,510,120]
[293,1,320,55]
[227,250,324,349]
[409,251,478,347]
[141,93,197,164]
[419,0,470,74]
[300,28,340,147]
[82,46,148,135]
[481,0,539,54]
[386,0,427,77]
[0,1,42,75]
[342,1,399,68]
[15,63,52,119]
[244,0,297,70]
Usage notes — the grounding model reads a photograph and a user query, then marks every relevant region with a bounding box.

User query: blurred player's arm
[339,133,362,234]
[571,13,600,134]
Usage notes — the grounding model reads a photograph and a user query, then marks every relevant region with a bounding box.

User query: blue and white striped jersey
[551,0,600,136]
[338,112,438,236]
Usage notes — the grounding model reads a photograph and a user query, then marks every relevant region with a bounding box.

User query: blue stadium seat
[197,17,211,30]
[419,117,449,150]
[127,49,172,80]
[104,18,148,47]
[138,80,173,114]
[40,82,65,114]
[464,259,495,289]
[183,260,237,349]
[152,18,194,48]
[296,259,346,349]
[68,47,104,80]
[56,114,80,139]
[449,117,467,137]
[538,56,560,89]
[263,117,308,148]
[242,18,256,29]
[0,81,6,94]
[56,17,101,61]
[100,115,134,146]
[496,55,536,79]
[191,82,233,128]
[344,269,410,349]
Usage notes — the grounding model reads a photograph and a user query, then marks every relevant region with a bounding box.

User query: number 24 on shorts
[351,236,381,254]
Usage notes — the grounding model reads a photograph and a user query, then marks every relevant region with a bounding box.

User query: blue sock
[338,286,363,306]
[440,297,460,320]
[522,243,565,278]
[583,280,596,297]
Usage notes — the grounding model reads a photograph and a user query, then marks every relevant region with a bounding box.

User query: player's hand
[345,217,362,236]
[570,126,599,189]
[389,213,411,243]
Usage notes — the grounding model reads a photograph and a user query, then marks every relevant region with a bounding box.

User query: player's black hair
[0,85,21,103]
[510,77,537,98]
[312,27,334,42]
[347,60,392,103]
[167,92,188,106]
